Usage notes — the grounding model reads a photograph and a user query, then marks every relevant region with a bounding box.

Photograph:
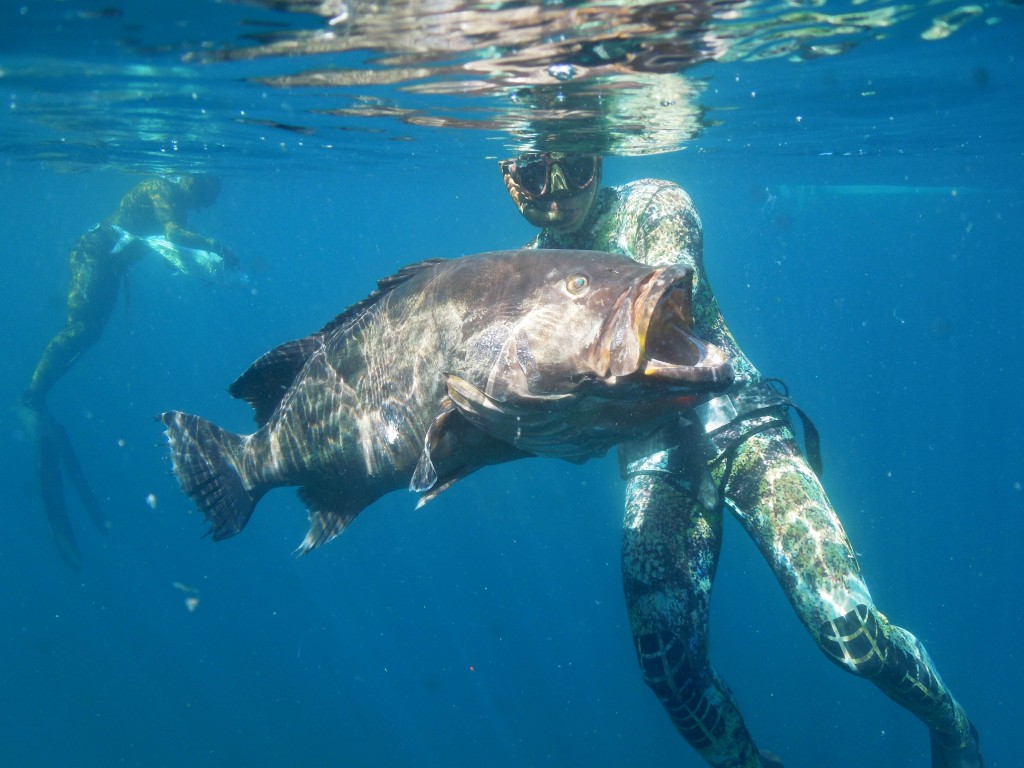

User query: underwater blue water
[1,2,1022,767]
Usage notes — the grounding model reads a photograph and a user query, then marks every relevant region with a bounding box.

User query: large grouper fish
[160,249,733,553]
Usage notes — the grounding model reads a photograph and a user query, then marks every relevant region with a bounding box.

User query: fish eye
[565,274,589,295]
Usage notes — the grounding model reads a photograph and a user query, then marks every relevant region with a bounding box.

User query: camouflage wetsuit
[28,177,227,402]
[524,179,974,767]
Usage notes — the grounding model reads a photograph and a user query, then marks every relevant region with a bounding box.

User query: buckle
[693,393,739,434]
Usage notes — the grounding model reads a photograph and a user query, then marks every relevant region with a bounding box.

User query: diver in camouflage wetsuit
[498,153,983,768]
[21,174,239,569]
[25,174,235,404]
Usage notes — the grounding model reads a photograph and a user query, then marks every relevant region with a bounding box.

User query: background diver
[498,151,983,768]
[20,173,242,570]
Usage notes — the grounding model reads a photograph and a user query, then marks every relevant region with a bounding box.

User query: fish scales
[160,249,733,553]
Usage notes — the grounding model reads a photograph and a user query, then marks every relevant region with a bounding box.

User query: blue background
[1,3,1021,767]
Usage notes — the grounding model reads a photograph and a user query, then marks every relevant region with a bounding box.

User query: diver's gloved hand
[216,244,240,270]
[209,242,247,284]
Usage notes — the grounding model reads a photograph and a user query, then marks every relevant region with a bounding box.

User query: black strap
[625,469,695,497]
[760,378,823,477]
[789,400,823,477]
[703,379,823,482]
[622,380,824,507]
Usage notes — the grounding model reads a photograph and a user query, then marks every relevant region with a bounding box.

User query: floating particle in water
[547,63,575,81]
[174,581,201,613]
[146,493,158,509]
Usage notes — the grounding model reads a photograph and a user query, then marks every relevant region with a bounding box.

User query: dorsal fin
[228,336,321,426]
[315,258,447,339]
[229,258,447,426]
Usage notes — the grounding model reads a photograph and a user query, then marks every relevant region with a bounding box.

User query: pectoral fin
[409,392,529,504]
[410,451,438,493]
[410,403,461,493]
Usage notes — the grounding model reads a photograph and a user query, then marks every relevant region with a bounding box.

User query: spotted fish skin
[160,248,733,554]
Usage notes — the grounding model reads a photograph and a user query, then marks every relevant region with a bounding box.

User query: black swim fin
[47,413,109,533]
[36,423,83,571]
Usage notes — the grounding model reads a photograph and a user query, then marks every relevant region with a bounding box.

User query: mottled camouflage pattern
[29,178,222,399]
[527,179,972,766]
[24,176,229,570]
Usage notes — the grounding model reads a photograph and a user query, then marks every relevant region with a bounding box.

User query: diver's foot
[17,391,44,438]
[19,388,48,410]
[758,749,785,768]
[931,722,984,768]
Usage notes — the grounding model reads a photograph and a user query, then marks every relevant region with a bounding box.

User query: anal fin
[295,485,363,555]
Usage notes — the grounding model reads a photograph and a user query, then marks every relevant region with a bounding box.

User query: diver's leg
[24,240,118,565]
[622,444,769,768]
[28,241,119,401]
[721,421,981,765]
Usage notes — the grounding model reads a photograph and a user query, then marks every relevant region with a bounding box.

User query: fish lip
[595,266,734,389]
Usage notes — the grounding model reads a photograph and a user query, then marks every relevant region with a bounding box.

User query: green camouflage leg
[622,439,765,768]
[29,241,120,400]
[721,420,973,748]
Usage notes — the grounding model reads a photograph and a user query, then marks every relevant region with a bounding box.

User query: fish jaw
[442,263,733,462]
[591,265,733,391]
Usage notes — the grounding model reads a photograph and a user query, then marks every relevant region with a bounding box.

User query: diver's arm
[162,220,238,270]
[163,220,225,253]
[623,181,704,271]
[624,180,753,373]
[147,184,232,260]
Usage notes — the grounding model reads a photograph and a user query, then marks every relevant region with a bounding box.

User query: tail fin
[159,411,260,541]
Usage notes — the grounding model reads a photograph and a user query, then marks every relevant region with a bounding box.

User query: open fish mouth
[594,266,733,389]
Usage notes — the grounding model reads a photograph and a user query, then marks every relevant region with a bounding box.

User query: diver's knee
[62,318,102,346]
[636,630,704,697]
[817,604,889,678]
